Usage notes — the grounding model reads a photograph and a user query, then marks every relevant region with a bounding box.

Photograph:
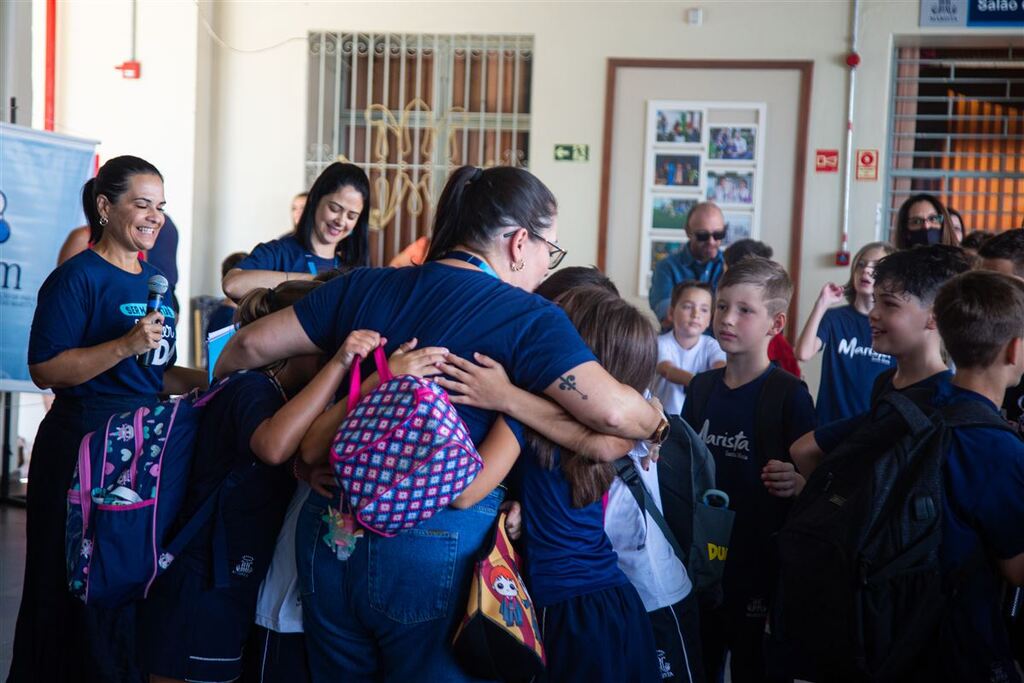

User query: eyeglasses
[907,214,944,228]
[503,229,568,269]
[694,230,727,243]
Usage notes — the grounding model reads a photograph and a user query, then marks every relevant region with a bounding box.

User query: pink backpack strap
[347,346,393,407]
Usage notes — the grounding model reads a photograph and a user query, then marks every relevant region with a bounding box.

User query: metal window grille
[885,46,1024,235]
[307,32,533,266]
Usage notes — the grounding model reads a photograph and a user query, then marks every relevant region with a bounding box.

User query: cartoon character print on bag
[488,565,529,628]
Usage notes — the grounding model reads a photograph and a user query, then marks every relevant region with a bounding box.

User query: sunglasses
[693,230,727,243]
[503,229,568,269]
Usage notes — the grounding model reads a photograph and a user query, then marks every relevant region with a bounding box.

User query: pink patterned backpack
[330,346,483,536]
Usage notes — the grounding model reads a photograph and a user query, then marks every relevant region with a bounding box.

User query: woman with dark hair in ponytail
[214,165,667,681]
[222,162,371,301]
[9,156,206,683]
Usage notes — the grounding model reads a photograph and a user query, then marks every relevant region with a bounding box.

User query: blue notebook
[206,324,237,383]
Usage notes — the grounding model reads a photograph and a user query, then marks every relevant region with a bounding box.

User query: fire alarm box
[115,61,142,79]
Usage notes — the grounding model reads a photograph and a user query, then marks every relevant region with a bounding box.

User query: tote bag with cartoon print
[452,512,545,682]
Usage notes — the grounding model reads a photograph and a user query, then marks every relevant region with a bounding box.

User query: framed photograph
[654,154,701,188]
[655,109,703,144]
[709,125,757,161]
[706,170,754,206]
[651,197,699,231]
[648,240,685,285]
[723,212,754,245]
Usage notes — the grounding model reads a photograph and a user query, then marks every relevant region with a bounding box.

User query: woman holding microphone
[8,156,205,683]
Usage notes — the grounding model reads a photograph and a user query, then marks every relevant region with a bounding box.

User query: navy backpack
[65,379,229,607]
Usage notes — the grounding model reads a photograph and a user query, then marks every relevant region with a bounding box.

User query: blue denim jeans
[297,488,505,683]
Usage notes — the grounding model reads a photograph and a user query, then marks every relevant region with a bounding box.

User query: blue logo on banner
[0,191,10,244]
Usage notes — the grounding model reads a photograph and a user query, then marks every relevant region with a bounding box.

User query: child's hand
[294,458,338,498]
[389,338,448,379]
[436,352,513,412]
[501,500,523,541]
[818,282,845,307]
[335,330,383,369]
[761,459,805,498]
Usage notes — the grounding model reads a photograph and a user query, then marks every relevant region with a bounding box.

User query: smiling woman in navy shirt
[9,156,206,683]
[215,165,667,682]
[222,162,370,300]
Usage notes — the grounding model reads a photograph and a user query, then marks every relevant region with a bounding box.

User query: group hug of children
[9,153,1024,683]
[137,238,1024,683]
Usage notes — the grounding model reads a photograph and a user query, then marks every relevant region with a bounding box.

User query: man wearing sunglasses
[649,202,727,329]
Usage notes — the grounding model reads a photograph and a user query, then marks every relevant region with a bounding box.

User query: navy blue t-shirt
[684,367,816,603]
[178,371,293,584]
[814,369,953,454]
[292,263,597,445]
[504,418,628,608]
[815,305,894,423]
[28,249,177,398]
[932,383,1024,682]
[236,235,337,276]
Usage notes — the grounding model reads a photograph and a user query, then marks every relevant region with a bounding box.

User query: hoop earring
[511,260,525,272]
[99,216,108,227]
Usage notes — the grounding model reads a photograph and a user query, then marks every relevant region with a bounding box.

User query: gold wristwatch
[648,413,670,445]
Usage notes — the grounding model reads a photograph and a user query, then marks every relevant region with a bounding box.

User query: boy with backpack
[773,270,1024,682]
[790,244,970,475]
[682,257,816,683]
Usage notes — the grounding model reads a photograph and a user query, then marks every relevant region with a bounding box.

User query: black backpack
[614,415,731,603]
[770,389,1015,682]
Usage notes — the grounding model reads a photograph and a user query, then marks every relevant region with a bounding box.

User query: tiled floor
[0,505,26,678]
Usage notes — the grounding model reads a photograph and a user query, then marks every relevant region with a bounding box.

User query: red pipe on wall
[44,0,56,131]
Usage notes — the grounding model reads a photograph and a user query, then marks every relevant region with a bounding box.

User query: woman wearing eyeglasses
[213,165,665,682]
[892,193,959,249]
[648,201,727,327]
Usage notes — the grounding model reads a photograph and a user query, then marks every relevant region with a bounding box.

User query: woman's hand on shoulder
[389,338,448,379]
[436,352,513,412]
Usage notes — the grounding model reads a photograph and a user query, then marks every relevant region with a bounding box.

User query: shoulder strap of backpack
[684,367,725,430]
[869,367,898,407]
[754,367,803,463]
[938,400,1018,434]
[614,457,687,564]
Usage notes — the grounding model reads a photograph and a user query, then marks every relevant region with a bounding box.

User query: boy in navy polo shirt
[929,271,1024,682]
[682,257,816,683]
[791,245,970,475]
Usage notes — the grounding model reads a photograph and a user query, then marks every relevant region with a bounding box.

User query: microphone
[138,274,169,367]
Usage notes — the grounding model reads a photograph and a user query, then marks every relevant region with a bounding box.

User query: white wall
[36,0,199,362]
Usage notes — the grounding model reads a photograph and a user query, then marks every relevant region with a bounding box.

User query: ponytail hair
[426,166,557,262]
[236,280,322,328]
[528,287,658,508]
[82,155,163,244]
[295,162,371,268]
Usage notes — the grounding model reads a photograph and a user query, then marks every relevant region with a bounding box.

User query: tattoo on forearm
[558,374,588,400]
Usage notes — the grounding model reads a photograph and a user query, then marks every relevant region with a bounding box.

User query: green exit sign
[554,144,589,162]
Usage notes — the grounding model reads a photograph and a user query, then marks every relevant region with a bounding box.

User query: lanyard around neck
[446,250,499,279]
[306,253,340,276]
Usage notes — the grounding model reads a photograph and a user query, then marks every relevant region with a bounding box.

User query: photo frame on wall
[654,108,704,145]
[651,196,699,231]
[653,154,701,189]
[723,212,754,244]
[639,100,766,296]
[706,170,755,207]
[709,125,757,162]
